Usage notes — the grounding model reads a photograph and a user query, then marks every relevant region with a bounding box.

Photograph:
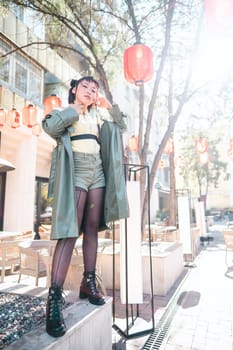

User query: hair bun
[70,79,78,88]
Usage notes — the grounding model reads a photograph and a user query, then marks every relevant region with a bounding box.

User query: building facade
[0,8,78,232]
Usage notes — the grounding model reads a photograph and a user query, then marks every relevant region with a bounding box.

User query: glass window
[15,62,27,93]
[10,4,24,21]
[28,71,42,105]
[0,39,11,84]
[0,57,10,83]
[0,38,43,105]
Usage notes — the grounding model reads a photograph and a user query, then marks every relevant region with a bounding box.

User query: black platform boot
[79,271,105,305]
[46,285,66,337]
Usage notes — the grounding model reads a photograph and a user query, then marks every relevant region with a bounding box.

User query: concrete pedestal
[100,242,184,296]
[6,297,112,350]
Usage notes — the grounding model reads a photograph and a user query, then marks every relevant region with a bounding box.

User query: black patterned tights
[50,187,105,287]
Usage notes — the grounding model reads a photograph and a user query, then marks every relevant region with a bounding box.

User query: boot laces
[85,272,100,295]
[48,288,65,320]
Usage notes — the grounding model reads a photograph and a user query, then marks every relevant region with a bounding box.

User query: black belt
[70,134,100,144]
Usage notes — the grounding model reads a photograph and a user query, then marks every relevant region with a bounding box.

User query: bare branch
[0,41,96,69]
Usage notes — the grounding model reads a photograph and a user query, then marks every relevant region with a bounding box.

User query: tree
[178,129,227,209]
[1,0,211,232]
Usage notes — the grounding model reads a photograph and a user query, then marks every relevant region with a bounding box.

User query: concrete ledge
[142,242,184,295]
[100,242,184,296]
[6,297,112,350]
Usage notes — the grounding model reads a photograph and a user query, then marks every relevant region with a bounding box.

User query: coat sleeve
[100,122,129,222]
[108,104,127,131]
[42,107,79,139]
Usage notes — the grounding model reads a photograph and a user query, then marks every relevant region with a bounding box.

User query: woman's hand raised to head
[69,102,86,115]
[95,97,112,109]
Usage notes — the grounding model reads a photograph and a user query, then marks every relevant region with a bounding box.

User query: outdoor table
[74,237,113,253]
[145,225,177,241]
[145,224,166,241]
[0,231,23,241]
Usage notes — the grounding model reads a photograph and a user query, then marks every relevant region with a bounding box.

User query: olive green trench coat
[42,106,129,240]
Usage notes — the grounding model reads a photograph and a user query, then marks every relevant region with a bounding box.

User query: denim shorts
[73,152,105,191]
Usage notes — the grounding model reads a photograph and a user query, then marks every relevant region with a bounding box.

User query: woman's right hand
[95,97,112,109]
[69,103,85,115]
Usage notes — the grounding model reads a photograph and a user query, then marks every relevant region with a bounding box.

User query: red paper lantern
[0,108,7,126]
[227,138,233,159]
[44,95,62,115]
[7,108,20,128]
[196,137,208,153]
[199,151,209,164]
[205,0,233,31]
[128,135,139,152]
[124,44,153,86]
[164,138,174,154]
[22,104,37,128]
[158,159,165,169]
[228,148,233,160]
[32,123,42,136]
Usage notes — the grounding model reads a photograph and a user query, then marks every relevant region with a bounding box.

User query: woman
[42,76,129,338]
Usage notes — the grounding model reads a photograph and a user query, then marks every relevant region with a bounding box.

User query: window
[0,37,43,106]
[0,39,11,84]
[28,67,43,105]
[15,62,27,93]
[10,4,24,21]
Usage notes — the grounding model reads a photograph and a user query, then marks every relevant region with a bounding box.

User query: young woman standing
[42,76,129,337]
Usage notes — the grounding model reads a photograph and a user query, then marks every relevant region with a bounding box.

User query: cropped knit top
[69,109,104,154]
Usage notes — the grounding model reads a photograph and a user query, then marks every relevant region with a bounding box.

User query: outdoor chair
[223,229,233,267]
[63,237,112,293]
[18,239,56,286]
[0,231,34,282]
[0,240,22,282]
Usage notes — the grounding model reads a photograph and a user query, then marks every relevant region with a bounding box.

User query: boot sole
[79,291,88,299]
[46,327,66,338]
[79,291,105,305]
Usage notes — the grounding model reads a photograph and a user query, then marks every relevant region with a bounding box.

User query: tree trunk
[168,148,176,226]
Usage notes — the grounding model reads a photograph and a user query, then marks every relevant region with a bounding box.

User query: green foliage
[179,129,227,197]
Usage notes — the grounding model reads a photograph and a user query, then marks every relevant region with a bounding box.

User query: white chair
[0,240,21,282]
[18,239,56,286]
[0,232,33,282]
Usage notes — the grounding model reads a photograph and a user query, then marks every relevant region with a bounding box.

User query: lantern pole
[138,84,144,153]
[113,42,155,339]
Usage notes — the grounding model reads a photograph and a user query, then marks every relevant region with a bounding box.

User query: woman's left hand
[95,97,112,109]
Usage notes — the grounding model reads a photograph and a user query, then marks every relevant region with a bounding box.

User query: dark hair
[68,76,99,105]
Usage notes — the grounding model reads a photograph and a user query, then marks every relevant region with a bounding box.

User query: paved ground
[1,223,233,350]
[115,223,233,349]
[161,224,233,350]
